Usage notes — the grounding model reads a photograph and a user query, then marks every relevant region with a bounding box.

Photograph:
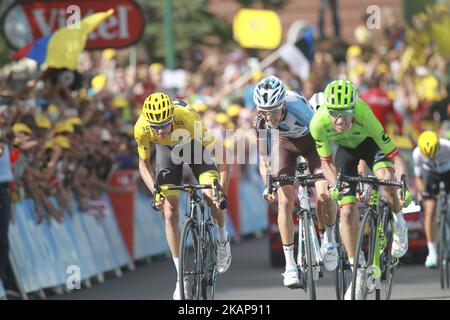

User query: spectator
[318,0,341,40]
[0,105,13,288]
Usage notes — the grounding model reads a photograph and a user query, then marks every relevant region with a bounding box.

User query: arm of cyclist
[138,157,164,210]
[259,154,276,203]
[390,153,412,206]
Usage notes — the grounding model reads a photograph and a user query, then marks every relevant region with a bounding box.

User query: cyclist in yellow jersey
[134,93,231,300]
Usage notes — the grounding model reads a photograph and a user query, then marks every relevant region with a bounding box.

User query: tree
[233,0,290,10]
[136,0,231,67]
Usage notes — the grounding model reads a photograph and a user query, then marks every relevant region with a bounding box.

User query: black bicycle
[333,171,407,300]
[266,163,324,300]
[437,181,450,289]
[152,178,226,300]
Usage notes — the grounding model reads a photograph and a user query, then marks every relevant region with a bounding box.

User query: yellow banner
[233,9,281,49]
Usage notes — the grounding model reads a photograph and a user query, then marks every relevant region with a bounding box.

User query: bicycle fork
[297,185,322,281]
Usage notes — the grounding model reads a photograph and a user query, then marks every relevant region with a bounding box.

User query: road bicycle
[265,163,324,300]
[437,181,450,289]
[153,178,226,300]
[333,171,407,300]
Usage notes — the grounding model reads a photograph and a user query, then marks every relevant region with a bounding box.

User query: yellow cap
[44,139,54,149]
[113,96,129,109]
[215,112,230,125]
[66,117,82,127]
[12,123,32,134]
[252,70,264,82]
[149,63,164,73]
[347,45,362,58]
[192,101,208,113]
[102,48,117,60]
[54,121,74,134]
[48,103,59,113]
[35,116,51,129]
[226,104,242,118]
[376,64,389,74]
[53,135,71,150]
[91,75,108,90]
[355,64,365,76]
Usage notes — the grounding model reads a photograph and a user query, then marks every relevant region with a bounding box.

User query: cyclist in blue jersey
[253,76,337,288]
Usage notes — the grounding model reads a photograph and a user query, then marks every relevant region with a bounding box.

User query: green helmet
[324,80,359,110]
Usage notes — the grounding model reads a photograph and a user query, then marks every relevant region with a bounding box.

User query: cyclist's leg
[155,145,183,275]
[333,144,360,261]
[362,139,408,258]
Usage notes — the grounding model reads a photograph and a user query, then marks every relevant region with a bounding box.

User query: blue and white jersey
[253,90,314,139]
[277,91,314,138]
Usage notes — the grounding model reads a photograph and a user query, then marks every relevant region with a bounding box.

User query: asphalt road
[51,234,450,300]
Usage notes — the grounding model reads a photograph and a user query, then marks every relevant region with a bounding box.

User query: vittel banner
[1,0,145,50]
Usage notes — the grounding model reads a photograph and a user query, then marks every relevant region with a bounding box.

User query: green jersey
[309,98,399,162]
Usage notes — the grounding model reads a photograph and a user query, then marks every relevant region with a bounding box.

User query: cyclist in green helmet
[309,79,412,299]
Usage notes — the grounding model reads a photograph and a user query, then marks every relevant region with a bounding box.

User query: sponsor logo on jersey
[380,131,391,144]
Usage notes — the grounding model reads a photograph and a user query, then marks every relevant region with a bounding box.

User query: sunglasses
[149,118,173,130]
[257,103,284,116]
[328,109,354,119]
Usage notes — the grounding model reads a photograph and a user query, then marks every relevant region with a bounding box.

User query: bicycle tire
[303,211,317,300]
[334,217,350,300]
[378,206,395,300]
[179,218,201,300]
[439,214,450,289]
[352,209,376,300]
[201,223,217,300]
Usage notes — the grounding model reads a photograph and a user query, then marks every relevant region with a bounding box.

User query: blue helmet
[253,76,286,109]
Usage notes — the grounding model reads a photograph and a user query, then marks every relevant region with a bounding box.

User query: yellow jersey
[134,100,215,159]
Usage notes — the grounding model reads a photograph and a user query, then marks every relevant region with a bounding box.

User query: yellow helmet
[418,131,439,159]
[142,92,174,124]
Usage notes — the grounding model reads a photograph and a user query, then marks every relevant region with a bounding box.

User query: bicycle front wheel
[439,213,450,289]
[201,223,217,300]
[352,210,376,300]
[334,217,351,300]
[378,207,395,300]
[180,218,201,300]
[303,212,317,300]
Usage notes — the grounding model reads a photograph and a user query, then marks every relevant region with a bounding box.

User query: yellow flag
[45,9,114,70]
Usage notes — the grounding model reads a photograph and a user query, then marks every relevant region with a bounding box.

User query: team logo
[380,131,391,144]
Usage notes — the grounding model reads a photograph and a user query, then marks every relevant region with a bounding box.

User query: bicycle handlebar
[333,169,407,197]
[152,179,226,211]
[265,172,325,194]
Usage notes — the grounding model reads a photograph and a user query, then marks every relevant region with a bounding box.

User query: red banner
[108,170,136,259]
[1,0,144,50]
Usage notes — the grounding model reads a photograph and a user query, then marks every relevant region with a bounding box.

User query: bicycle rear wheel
[352,209,376,300]
[439,213,450,289]
[201,223,217,300]
[303,211,317,300]
[180,218,201,300]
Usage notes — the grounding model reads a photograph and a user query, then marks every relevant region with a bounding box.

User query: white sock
[427,242,437,256]
[324,224,336,244]
[319,230,325,246]
[283,244,297,270]
[173,256,180,279]
[217,226,228,243]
